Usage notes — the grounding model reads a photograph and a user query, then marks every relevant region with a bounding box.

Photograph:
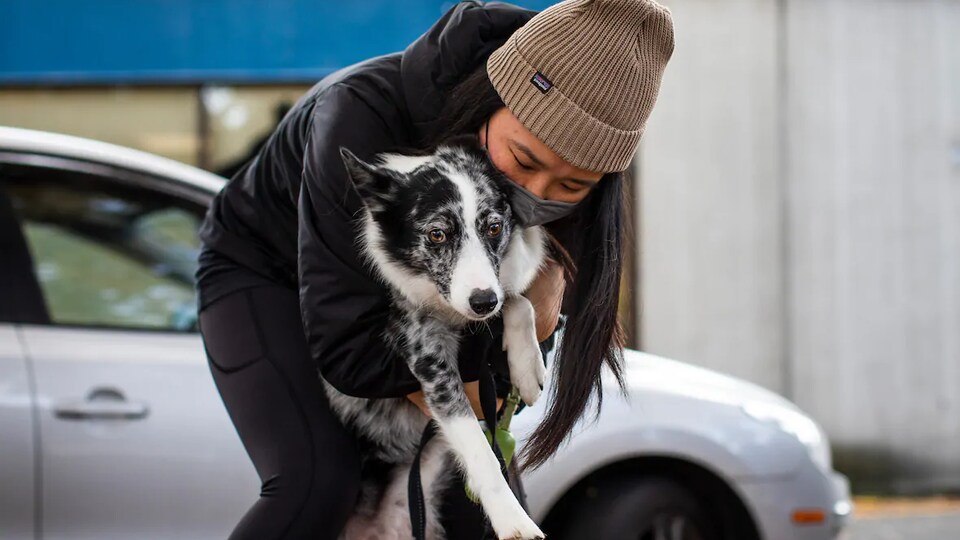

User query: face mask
[501,181,579,227]
[483,121,580,227]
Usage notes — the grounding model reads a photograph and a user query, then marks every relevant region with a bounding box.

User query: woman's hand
[524,259,566,342]
[407,381,503,419]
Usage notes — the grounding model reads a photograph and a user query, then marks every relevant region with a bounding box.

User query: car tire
[558,476,719,540]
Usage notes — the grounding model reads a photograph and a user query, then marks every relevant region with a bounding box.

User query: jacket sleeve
[298,83,422,398]
[297,83,500,398]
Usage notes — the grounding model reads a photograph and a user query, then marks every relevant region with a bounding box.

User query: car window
[0,161,205,332]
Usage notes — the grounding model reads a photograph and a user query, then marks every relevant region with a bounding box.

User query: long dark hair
[421,64,627,471]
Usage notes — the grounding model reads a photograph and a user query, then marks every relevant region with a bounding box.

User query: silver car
[0,127,851,540]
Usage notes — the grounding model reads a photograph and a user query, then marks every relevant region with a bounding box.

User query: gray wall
[636,0,960,493]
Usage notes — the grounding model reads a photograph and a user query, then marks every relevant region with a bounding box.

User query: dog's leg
[404,317,544,540]
[502,296,547,406]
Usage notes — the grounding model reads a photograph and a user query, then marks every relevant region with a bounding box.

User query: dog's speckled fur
[326,142,547,540]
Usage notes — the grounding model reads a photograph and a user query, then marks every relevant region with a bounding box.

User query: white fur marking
[443,164,504,318]
[499,226,547,295]
[378,153,436,174]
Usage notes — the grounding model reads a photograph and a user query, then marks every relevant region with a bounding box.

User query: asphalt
[845,497,960,540]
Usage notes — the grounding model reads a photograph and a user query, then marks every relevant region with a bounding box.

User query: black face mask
[483,121,579,227]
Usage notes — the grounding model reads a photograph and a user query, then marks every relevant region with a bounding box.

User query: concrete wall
[637,0,960,493]
[639,0,787,392]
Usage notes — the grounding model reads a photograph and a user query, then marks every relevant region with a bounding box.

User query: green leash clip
[465,386,520,503]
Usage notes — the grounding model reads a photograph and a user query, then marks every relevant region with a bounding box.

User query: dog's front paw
[503,329,546,406]
[498,523,545,540]
[486,496,545,540]
[515,345,546,407]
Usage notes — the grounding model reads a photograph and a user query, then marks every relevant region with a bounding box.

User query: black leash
[408,420,438,540]
[408,360,507,540]
[478,359,508,473]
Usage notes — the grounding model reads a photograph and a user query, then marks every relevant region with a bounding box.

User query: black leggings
[199,283,492,539]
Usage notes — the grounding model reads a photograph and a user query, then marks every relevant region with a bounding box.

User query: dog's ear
[340,147,395,208]
[340,147,377,184]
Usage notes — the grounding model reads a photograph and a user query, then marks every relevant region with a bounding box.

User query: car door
[0,185,40,540]
[0,155,258,540]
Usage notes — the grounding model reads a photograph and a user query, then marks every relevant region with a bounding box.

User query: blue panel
[0,0,553,85]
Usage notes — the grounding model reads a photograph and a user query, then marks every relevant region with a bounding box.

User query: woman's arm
[407,381,502,420]
[524,259,565,342]
[298,83,424,399]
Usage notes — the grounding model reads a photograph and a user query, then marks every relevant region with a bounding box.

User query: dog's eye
[428,229,447,244]
[487,222,503,237]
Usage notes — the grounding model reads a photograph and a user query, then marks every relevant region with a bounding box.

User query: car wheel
[559,476,719,540]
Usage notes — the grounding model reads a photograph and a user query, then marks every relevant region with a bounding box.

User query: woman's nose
[517,175,550,199]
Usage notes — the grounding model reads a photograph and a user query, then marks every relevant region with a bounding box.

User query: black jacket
[198,2,537,399]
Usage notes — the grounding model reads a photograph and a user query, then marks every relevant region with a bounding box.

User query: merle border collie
[326,139,548,540]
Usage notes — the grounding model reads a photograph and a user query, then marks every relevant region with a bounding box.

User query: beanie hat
[486,0,675,173]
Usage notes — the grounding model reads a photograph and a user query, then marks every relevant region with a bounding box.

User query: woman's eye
[512,153,535,171]
[561,182,586,193]
[428,229,446,243]
[487,222,503,237]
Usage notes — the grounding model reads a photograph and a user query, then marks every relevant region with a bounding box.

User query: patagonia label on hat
[530,71,553,94]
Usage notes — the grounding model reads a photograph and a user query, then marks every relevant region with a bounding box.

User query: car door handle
[53,387,150,421]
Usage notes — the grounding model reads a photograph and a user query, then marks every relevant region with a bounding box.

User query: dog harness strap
[409,420,438,540]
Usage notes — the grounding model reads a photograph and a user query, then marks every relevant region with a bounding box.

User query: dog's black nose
[469,289,499,315]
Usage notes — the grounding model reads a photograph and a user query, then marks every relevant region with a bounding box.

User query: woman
[196,0,674,538]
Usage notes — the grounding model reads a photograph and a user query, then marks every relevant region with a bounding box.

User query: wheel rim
[640,513,706,540]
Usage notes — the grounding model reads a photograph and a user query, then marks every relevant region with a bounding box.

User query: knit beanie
[486,0,675,173]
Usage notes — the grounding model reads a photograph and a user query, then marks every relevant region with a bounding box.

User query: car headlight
[742,402,832,472]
